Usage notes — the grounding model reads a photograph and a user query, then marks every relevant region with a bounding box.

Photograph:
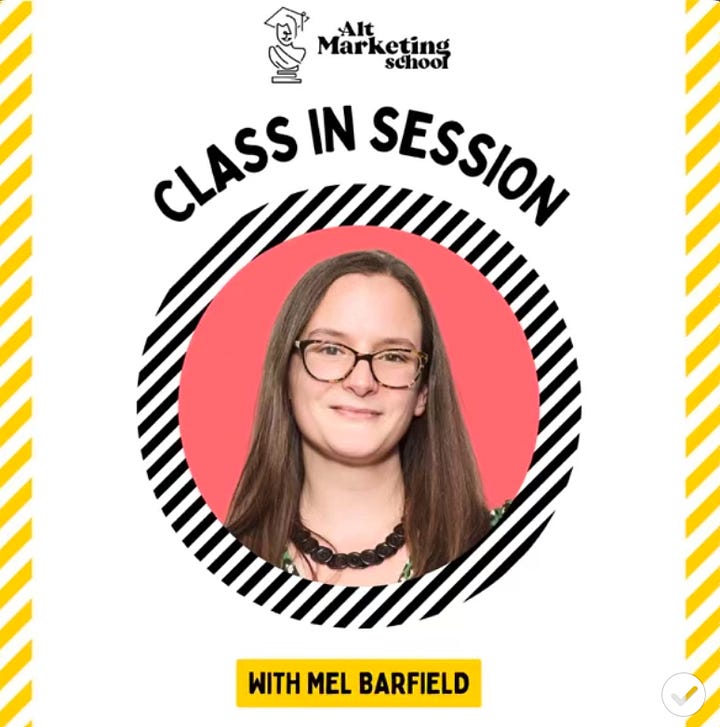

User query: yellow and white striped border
[686,1,720,726]
[0,1,32,726]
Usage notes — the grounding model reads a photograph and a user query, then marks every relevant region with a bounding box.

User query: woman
[226,249,495,585]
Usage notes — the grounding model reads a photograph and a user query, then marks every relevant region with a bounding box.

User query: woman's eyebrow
[306,329,417,348]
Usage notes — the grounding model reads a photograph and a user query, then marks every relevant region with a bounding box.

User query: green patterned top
[280,500,512,582]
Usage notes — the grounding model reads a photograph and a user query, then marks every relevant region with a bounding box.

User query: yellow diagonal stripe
[0,238,30,288]
[688,525,720,576]
[0,681,30,727]
[0,441,30,490]
[0,481,29,530]
[687,201,720,252]
[0,641,30,691]
[0,36,30,86]
[687,123,720,173]
[0,118,30,168]
[687,162,720,213]
[0,319,30,367]
[0,562,30,610]
[687,0,700,12]
[696,646,720,685]
[687,363,720,415]
[0,279,30,327]
[0,77,30,127]
[687,241,720,293]
[0,521,30,570]
[0,360,30,407]
[687,566,720,617]
[0,198,30,247]
[686,283,720,334]
[688,685,720,727]
[687,604,720,657]
[0,157,30,207]
[687,404,720,455]
[687,83,720,134]
[687,325,720,374]
[687,485,720,538]
[0,3,30,46]
[687,40,720,93]
[687,6,720,53]
[687,446,720,495]
[0,602,30,650]
[0,400,31,449]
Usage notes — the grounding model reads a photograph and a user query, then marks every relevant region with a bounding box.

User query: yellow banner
[236,659,481,708]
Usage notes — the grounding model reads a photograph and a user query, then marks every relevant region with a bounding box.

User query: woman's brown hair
[225,249,491,577]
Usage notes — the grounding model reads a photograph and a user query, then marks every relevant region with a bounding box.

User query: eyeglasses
[294,339,429,389]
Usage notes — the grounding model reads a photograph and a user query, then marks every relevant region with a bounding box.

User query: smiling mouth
[331,406,381,419]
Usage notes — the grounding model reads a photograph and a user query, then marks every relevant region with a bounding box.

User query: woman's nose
[342,358,378,395]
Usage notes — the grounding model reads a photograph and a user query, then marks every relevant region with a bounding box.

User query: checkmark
[671,685,698,706]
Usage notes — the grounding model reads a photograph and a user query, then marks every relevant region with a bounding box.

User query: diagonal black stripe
[539,360,578,405]
[334,586,386,627]
[138,388,178,438]
[222,551,258,585]
[359,582,421,628]
[448,218,485,253]
[272,578,312,614]
[366,188,412,226]
[208,540,242,574]
[340,185,390,225]
[153,460,188,498]
[479,240,512,275]
[524,302,559,340]
[139,309,206,385]
[254,571,293,606]
[465,229,501,265]
[183,513,217,547]
[308,184,365,231]
[262,186,339,252]
[505,270,539,305]
[147,438,183,479]
[382,546,482,627]
[196,525,230,561]
[237,561,275,595]
[490,255,525,291]
[516,285,549,322]
[419,470,571,620]
[291,584,334,620]
[537,339,572,380]
[390,193,432,229]
[538,383,581,434]
[531,407,582,466]
[137,357,184,413]
[531,321,567,359]
[499,436,579,513]
[172,495,204,531]
[311,586,356,625]
[431,209,468,243]
[464,515,554,600]
[161,480,195,516]
[412,200,451,235]
[158,204,265,312]
[141,415,179,459]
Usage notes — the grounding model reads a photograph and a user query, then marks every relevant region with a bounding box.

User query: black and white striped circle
[137,184,581,627]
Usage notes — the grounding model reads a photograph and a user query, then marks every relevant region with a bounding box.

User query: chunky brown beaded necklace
[291,523,405,570]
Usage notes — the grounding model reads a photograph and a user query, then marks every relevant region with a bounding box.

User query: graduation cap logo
[265,7,309,84]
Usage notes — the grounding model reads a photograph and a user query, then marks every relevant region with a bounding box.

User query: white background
[28,0,688,724]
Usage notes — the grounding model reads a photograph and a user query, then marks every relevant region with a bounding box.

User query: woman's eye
[317,344,345,356]
[377,351,410,363]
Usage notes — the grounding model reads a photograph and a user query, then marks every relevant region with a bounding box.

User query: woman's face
[288,273,428,466]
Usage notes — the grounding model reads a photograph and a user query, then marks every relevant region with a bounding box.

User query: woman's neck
[298,446,405,547]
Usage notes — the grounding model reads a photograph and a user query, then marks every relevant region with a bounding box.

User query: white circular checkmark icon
[661,673,705,716]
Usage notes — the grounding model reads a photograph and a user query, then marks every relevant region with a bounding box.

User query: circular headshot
[178,227,540,587]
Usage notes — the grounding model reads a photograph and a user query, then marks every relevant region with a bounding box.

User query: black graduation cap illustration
[265,7,309,38]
